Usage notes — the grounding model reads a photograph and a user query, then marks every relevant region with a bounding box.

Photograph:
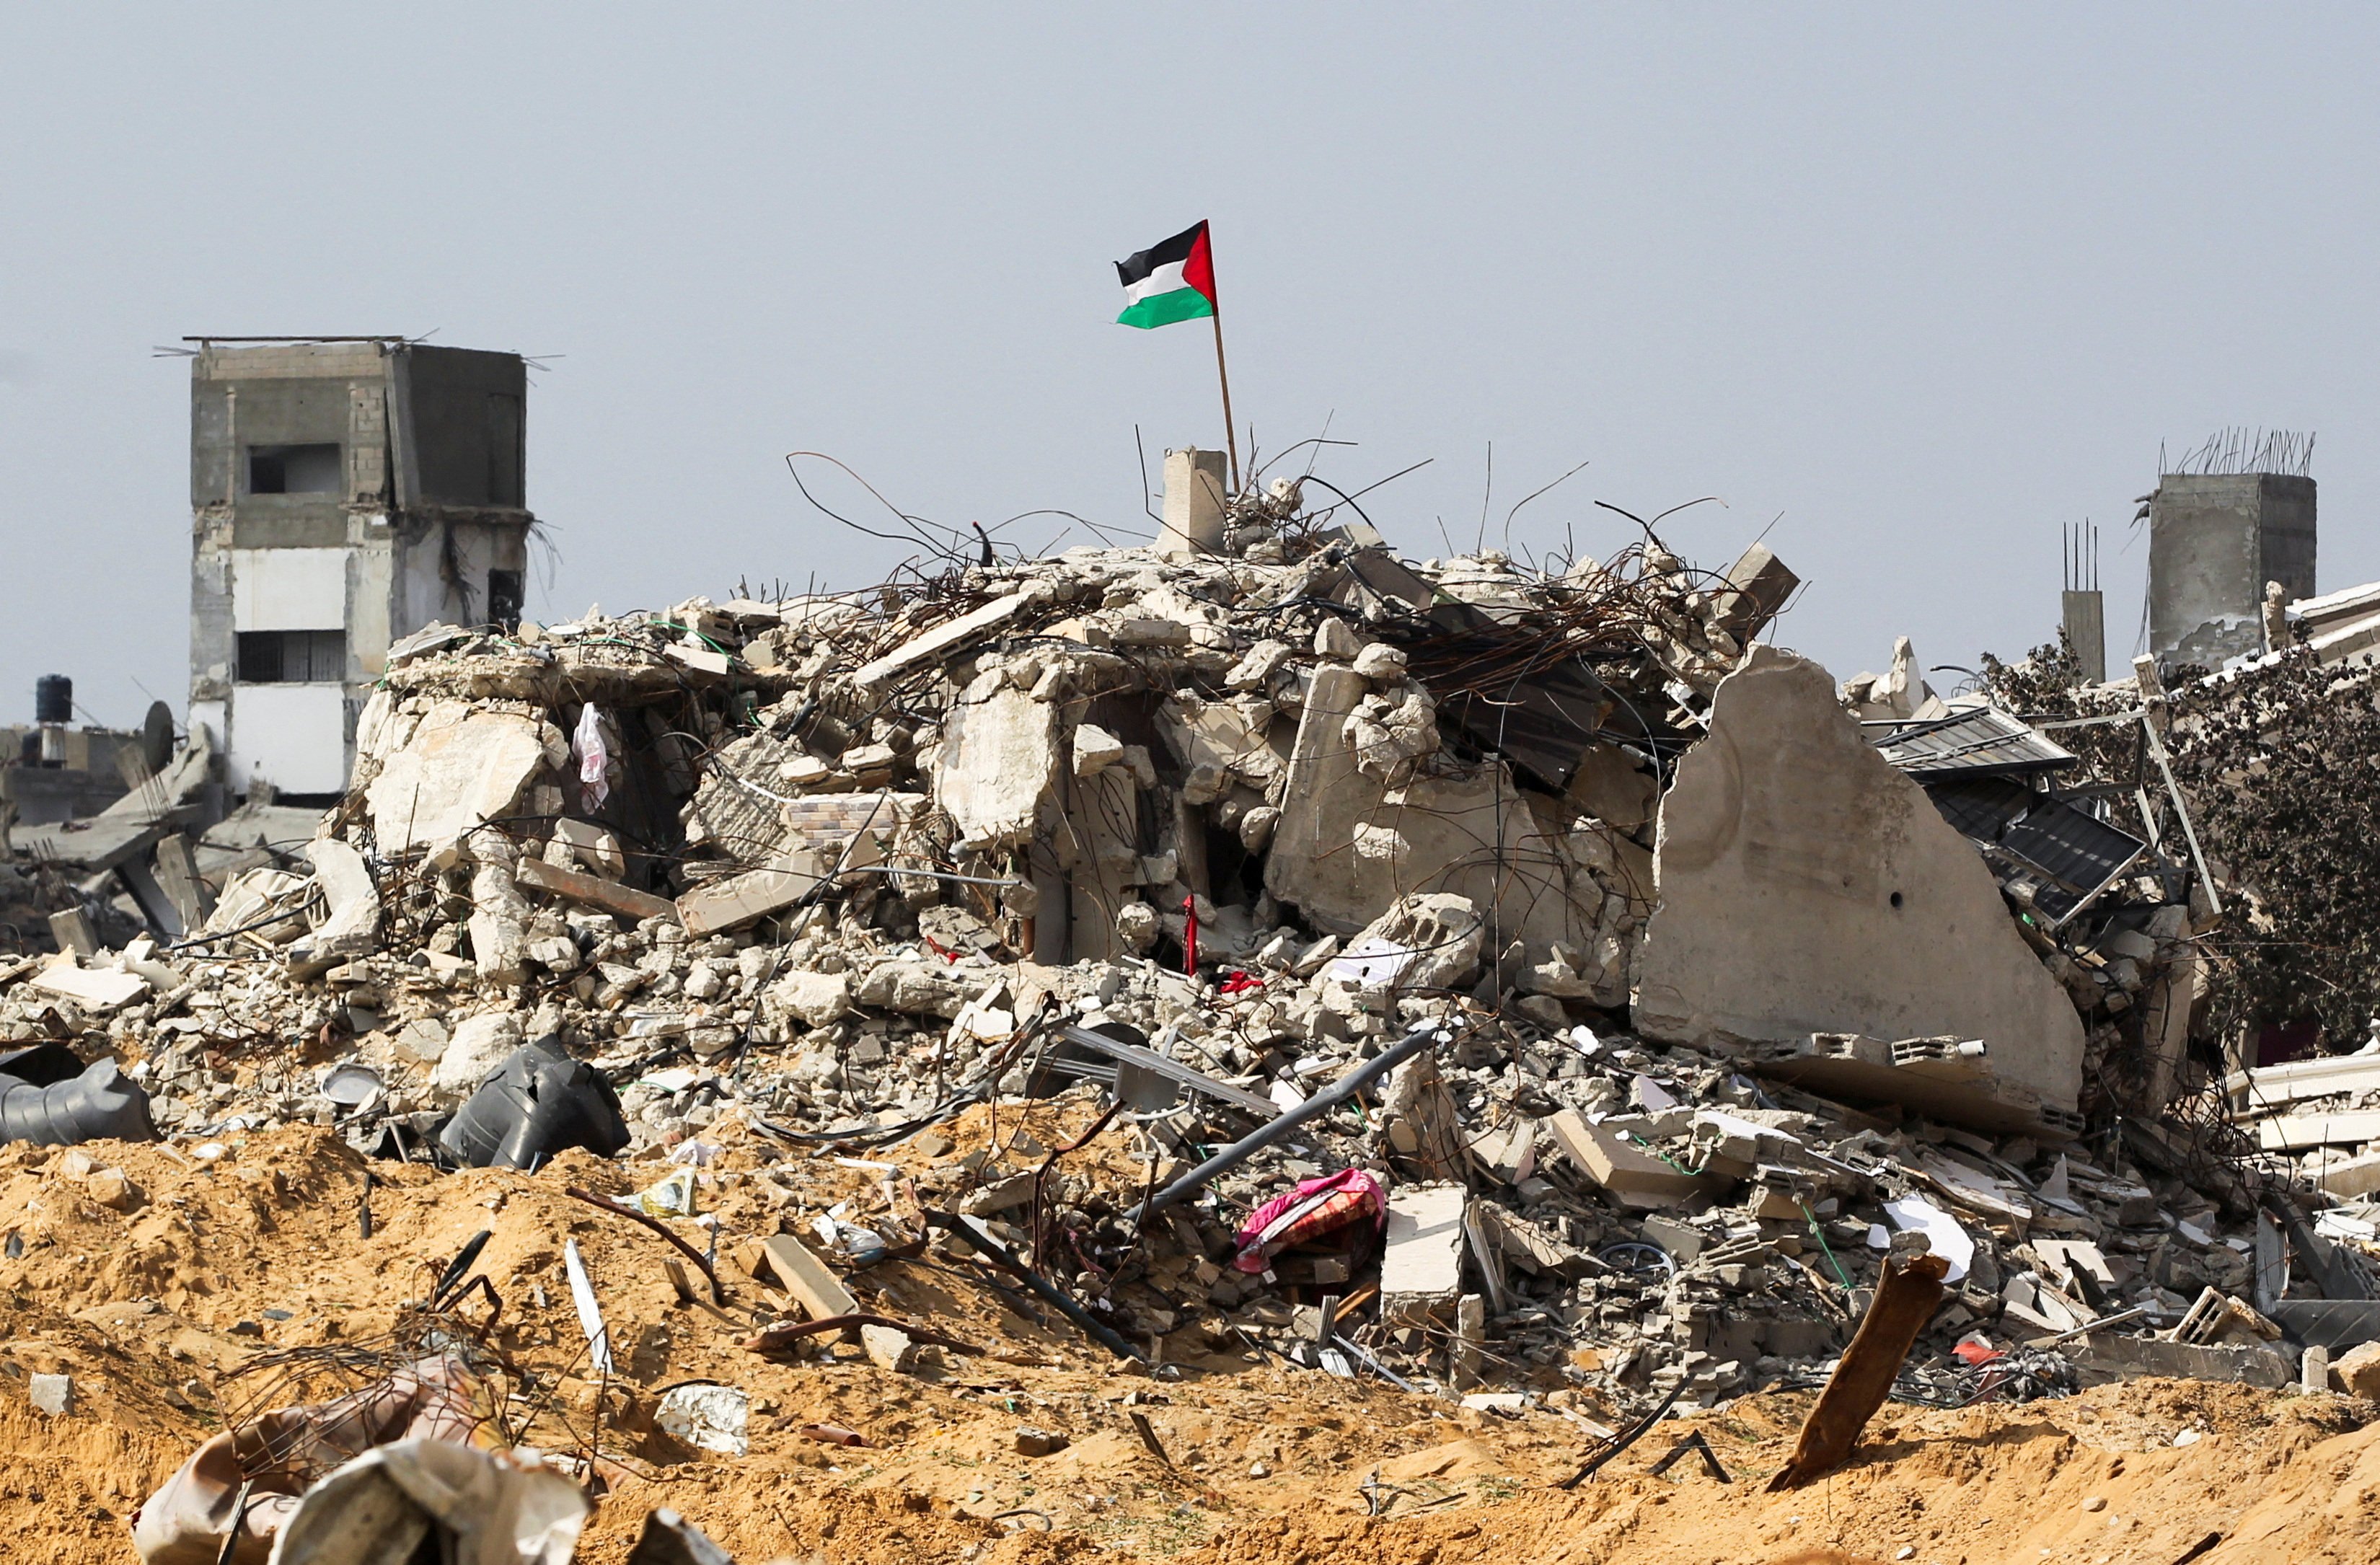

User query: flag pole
[1209,293,1241,496]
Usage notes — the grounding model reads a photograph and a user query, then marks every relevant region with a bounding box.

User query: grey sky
[4,5,2376,726]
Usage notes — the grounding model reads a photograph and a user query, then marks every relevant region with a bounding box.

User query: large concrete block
[1266,665,1608,951]
[1380,1182,1468,1323]
[1634,647,2085,1130]
[932,674,1059,850]
[1155,448,1228,560]
[366,701,550,855]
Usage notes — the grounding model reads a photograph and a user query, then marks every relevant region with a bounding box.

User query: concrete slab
[366,702,550,855]
[1380,1182,1468,1324]
[1634,647,2086,1133]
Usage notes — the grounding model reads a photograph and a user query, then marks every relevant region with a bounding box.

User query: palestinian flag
[1114,221,1216,329]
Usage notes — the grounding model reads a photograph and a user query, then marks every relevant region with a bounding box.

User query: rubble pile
[3,464,2378,1559]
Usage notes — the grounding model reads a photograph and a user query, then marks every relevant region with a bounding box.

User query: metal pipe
[1131,1023,1450,1218]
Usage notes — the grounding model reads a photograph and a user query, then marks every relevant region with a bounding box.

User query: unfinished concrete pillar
[2062,589,2106,683]
[1155,449,1227,561]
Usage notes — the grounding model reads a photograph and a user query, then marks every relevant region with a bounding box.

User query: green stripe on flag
[1117,286,1215,330]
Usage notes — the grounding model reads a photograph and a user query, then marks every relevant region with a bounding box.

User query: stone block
[432,1012,525,1102]
[2333,1340,2380,1398]
[27,1374,69,1416]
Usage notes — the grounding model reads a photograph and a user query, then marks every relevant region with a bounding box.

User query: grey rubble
[5,484,2369,1416]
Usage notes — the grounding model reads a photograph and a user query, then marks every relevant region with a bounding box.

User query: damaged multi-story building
[185,338,534,801]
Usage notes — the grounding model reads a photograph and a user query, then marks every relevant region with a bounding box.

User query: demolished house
[2,449,2376,1556]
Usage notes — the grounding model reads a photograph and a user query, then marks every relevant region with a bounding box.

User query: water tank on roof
[33,676,71,726]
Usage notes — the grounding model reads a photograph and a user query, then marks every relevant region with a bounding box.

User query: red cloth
[1230,1168,1388,1274]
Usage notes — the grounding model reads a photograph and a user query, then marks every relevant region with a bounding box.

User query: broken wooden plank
[1766,1253,1949,1491]
[515,856,679,922]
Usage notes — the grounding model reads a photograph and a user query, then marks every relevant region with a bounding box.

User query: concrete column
[1155,448,1227,560]
[2061,589,2106,683]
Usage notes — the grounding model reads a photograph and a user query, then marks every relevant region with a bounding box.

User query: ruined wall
[2149,473,2316,668]
[1634,646,2086,1120]
[188,343,533,795]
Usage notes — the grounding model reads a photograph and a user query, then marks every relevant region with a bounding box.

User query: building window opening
[248,444,342,495]
[237,629,346,684]
[488,568,524,632]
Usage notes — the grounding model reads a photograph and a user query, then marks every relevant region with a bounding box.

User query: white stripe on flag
[1121,257,1191,306]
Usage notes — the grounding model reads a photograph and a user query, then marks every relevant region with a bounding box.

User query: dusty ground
[0,1124,2371,1565]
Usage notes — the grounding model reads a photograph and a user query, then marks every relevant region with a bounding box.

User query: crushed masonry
[3,455,2379,1560]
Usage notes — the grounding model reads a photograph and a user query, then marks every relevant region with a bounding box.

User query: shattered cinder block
[1380,1181,1468,1324]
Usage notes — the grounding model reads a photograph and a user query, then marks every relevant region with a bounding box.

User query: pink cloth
[1230,1168,1388,1274]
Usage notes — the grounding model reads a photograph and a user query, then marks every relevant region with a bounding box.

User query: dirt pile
[0,1121,2363,1562]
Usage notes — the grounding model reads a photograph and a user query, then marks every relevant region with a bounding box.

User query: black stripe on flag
[1115,221,1208,287]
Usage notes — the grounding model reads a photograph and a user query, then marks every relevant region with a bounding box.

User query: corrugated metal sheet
[1872,705,2077,778]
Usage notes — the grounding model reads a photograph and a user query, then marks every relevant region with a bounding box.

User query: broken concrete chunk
[1072,723,1126,777]
[30,960,146,1013]
[1711,540,1799,638]
[861,1323,920,1372]
[548,817,627,878]
[515,856,679,924]
[1380,1181,1468,1324]
[755,1235,858,1323]
[294,837,382,968]
[1155,447,1228,560]
[852,961,969,1018]
[849,590,1034,693]
[2332,1340,2380,1397]
[1543,1109,1709,1204]
[27,1373,69,1416]
[431,1012,526,1103]
[933,675,1060,850]
[768,970,852,1030]
[678,852,826,936]
[366,702,550,855]
[1225,640,1292,692]
[1341,894,1484,992]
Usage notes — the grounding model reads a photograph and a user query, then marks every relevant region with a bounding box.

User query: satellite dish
[140,701,175,776]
